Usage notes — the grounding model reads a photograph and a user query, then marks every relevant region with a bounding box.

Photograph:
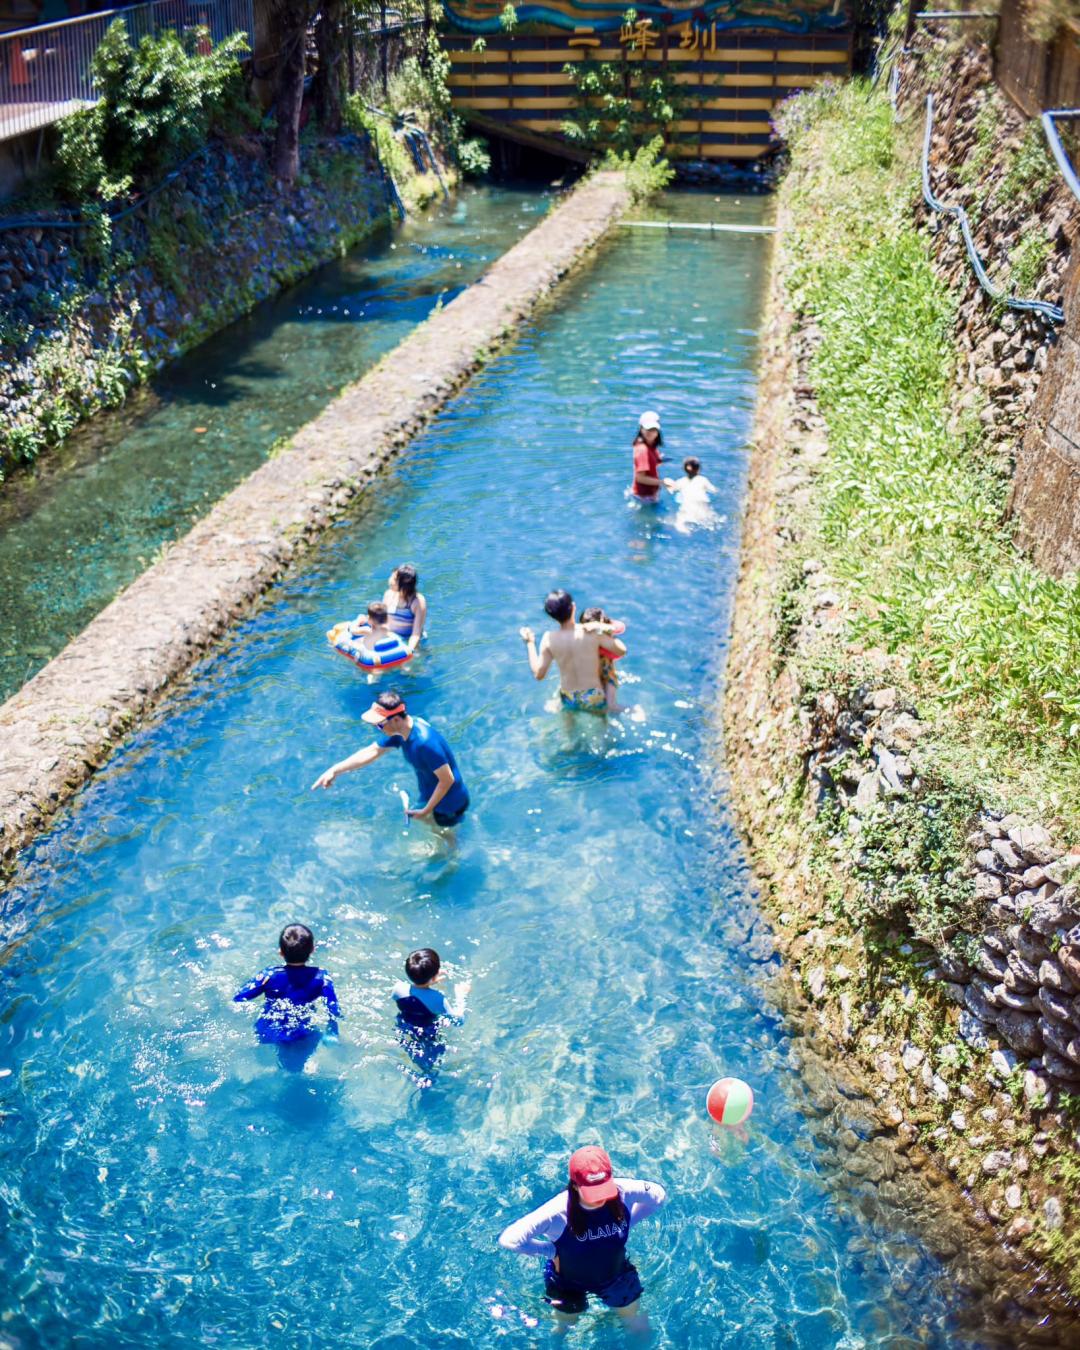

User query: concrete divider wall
[0,171,631,868]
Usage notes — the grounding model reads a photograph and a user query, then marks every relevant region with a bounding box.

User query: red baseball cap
[569,1146,618,1204]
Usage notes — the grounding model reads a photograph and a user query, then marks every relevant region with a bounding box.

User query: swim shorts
[559,687,607,715]
[433,801,469,828]
[542,1259,642,1314]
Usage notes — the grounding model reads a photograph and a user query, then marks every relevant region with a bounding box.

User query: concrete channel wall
[0,171,632,868]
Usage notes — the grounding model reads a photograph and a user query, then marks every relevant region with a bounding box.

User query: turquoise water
[0,186,542,702]
[0,193,1027,1348]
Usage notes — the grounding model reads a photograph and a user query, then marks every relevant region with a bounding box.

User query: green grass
[774,80,1080,831]
[1008,228,1052,296]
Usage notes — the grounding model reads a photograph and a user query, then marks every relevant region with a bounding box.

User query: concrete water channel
[0,187,1073,1346]
[0,185,547,704]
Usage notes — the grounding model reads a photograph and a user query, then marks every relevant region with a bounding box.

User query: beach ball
[706,1077,754,1126]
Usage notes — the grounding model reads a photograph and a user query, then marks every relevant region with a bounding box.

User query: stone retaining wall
[901,28,1080,576]
[0,131,395,479]
[0,171,631,868]
[724,192,1080,1317]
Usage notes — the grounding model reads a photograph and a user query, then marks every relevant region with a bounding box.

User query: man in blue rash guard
[311,690,470,829]
[234,924,341,1053]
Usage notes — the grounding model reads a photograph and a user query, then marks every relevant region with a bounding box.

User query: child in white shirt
[664,456,717,532]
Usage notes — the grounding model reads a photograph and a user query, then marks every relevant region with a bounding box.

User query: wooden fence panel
[995,0,1080,115]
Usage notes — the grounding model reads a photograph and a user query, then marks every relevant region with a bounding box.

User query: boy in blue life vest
[391,946,470,1087]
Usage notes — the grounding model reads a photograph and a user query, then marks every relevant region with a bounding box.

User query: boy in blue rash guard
[234,924,341,1047]
[392,947,470,1085]
[311,690,470,829]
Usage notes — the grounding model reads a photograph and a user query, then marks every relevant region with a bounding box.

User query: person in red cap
[310,690,469,828]
[498,1146,665,1329]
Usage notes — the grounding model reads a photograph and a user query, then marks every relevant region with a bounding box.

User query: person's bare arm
[520,628,554,681]
[407,594,428,654]
[311,742,388,790]
[408,762,455,819]
[635,469,662,489]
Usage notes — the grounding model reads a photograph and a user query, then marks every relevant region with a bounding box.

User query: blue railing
[921,93,1065,323]
[1040,109,1080,205]
[0,0,254,145]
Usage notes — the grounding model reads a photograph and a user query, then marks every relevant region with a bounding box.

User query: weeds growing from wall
[774,79,1080,823]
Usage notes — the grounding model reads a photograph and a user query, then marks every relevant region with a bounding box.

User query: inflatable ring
[327,621,413,672]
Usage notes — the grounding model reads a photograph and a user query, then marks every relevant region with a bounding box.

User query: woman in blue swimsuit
[382,563,427,654]
[498,1145,665,1332]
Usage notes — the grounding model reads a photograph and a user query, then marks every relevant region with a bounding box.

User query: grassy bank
[721,66,1080,1294]
[776,80,1080,835]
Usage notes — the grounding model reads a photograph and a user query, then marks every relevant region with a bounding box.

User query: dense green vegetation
[776,80,1080,830]
[55,21,250,202]
[345,31,490,206]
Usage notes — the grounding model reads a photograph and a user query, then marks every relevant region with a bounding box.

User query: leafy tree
[562,55,681,159]
[56,20,248,199]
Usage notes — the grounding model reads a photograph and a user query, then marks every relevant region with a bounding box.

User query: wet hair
[405,947,440,985]
[544,590,574,623]
[683,457,701,478]
[580,606,609,624]
[367,600,388,624]
[636,425,664,448]
[566,1183,627,1238]
[279,923,314,963]
[392,564,418,601]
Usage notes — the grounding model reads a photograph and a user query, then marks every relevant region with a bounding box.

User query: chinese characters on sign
[617,19,723,55]
[619,18,659,52]
[679,21,720,54]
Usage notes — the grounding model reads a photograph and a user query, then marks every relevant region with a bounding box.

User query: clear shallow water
[0,192,1007,1348]
[0,185,544,702]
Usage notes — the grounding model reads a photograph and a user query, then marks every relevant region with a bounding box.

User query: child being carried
[580,606,628,714]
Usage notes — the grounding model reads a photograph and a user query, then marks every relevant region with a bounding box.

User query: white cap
[639,410,661,432]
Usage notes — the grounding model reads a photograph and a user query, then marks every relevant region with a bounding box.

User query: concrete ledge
[0,171,632,867]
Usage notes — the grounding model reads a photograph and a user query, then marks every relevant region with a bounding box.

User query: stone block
[958,1010,992,1051]
[991,838,1022,869]
[1041,1049,1080,1083]
[1037,986,1074,1024]
[1027,891,1080,936]
[1039,959,1077,995]
[993,1008,1043,1056]
[1039,1016,1080,1064]
[1006,950,1039,988]
[1014,926,1053,965]
[972,869,999,901]
[965,981,998,1020]
[994,983,1038,1012]
[1059,945,1080,985]
[974,946,1007,980]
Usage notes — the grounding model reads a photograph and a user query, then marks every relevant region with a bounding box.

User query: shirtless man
[520,589,619,715]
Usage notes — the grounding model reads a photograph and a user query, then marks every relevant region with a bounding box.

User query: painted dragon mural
[441,0,851,35]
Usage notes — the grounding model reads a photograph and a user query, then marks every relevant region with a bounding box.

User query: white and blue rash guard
[498,1181,666,1289]
[392,980,466,1029]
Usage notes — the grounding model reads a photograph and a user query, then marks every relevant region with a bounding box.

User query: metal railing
[0,0,254,145]
[1041,109,1080,205]
[921,93,1065,323]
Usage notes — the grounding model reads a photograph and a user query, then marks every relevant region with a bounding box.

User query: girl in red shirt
[630,410,665,501]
